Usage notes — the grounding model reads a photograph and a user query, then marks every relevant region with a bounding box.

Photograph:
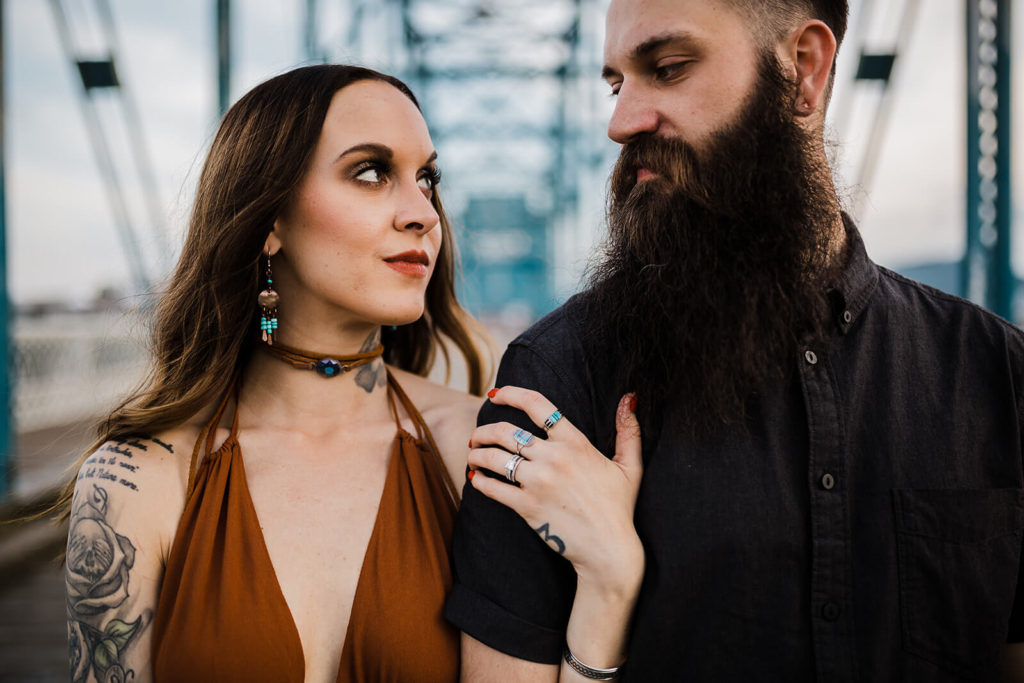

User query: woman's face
[267,79,442,336]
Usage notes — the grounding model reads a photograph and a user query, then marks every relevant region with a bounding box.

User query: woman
[60,64,644,683]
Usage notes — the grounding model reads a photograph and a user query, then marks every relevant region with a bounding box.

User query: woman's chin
[377,306,425,328]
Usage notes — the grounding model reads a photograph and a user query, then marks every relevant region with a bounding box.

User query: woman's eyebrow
[334,142,393,163]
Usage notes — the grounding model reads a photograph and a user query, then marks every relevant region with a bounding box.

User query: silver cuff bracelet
[563,645,623,680]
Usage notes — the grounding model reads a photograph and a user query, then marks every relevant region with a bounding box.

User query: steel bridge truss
[311,0,615,318]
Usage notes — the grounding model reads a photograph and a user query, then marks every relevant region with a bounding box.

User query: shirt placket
[798,344,858,682]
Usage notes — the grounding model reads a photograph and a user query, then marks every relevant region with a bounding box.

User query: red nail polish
[468,470,476,481]
[629,395,638,413]
[487,388,499,399]
[468,440,473,448]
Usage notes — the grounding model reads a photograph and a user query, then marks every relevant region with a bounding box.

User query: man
[445,0,1024,680]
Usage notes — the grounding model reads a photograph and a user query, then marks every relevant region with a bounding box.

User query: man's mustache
[612,135,708,205]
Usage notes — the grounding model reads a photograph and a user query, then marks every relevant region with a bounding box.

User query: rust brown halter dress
[152,372,460,682]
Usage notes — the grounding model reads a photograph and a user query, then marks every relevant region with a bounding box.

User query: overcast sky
[7,0,1024,307]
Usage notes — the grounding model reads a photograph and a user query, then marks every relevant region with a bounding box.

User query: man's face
[603,0,764,157]
[591,24,840,435]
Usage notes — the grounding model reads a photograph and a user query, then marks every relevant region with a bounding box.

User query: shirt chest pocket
[894,488,1024,677]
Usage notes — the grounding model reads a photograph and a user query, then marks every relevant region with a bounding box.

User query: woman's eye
[355,166,384,183]
[418,169,441,196]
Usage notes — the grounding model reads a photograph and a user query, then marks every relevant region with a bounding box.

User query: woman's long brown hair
[54,65,489,518]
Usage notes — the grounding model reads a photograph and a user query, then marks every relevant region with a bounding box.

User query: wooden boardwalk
[0,551,66,682]
[0,420,93,683]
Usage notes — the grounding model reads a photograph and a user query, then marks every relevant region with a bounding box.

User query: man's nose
[607,83,660,144]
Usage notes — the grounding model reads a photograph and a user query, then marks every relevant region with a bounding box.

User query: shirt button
[821,473,835,490]
[842,310,853,324]
[822,601,841,621]
[804,349,818,365]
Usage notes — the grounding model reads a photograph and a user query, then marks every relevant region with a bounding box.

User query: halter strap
[184,371,459,506]
[186,375,241,497]
[385,376,404,429]
[386,370,461,507]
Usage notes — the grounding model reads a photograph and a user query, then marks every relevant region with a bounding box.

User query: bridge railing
[13,312,149,433]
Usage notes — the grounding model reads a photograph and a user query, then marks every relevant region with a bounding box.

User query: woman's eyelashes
[353,160,390,185]
[418,167,441,196]
[351,160,441,197]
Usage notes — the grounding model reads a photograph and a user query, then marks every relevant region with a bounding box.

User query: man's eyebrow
[334,142,393,163]
[602,31,702,80]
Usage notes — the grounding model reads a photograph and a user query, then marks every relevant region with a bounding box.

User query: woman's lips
[384,260,429,277]
[383,250,430,277]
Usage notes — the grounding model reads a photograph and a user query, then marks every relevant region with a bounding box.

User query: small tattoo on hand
[534,522,566,555]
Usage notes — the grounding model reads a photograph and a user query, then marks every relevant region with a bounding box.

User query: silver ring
[513,429,535,454]
[504,454,525,483]
[543,410,563,431]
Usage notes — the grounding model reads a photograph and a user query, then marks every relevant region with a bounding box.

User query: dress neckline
[187,370,459,506]
[226,410,406,680]
[182,370,461,679]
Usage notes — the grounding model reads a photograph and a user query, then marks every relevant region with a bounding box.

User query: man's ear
[786,20,838,117]
[264,220,283,256]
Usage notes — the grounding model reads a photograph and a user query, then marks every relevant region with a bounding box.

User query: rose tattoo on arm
[66,484,148,683]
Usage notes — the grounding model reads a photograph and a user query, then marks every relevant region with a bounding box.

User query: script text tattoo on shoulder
[80,436,173,492]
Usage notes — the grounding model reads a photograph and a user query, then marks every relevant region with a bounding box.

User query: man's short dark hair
[730,0,849,57]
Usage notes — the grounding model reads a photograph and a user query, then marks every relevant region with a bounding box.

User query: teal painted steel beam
[304,0,318,63]
[965,0,1013,318]
[49,0,150,293]
[380,0,599,317]
[0,0,11,499]
[217,0,230,116]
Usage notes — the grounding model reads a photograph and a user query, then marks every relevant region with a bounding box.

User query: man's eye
[655,62,689,80]
[355,166,384,183]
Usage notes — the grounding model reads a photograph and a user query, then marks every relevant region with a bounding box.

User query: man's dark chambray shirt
[445,224,1024,681]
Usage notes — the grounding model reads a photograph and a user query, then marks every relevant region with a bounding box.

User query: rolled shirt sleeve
[1009,545,1024,642]
[444,320,599,664]
[1009,383,1024,644]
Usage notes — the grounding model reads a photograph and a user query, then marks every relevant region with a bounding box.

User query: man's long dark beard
[586,54,841,437]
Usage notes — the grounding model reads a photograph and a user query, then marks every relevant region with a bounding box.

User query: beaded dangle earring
[258,255,280,345]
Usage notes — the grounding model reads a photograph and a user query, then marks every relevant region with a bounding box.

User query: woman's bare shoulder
[389,367,483,418]
[72,419,204,552]
[387,367,484,483]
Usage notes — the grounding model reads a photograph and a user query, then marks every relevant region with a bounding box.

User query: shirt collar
[830,213,879,335]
